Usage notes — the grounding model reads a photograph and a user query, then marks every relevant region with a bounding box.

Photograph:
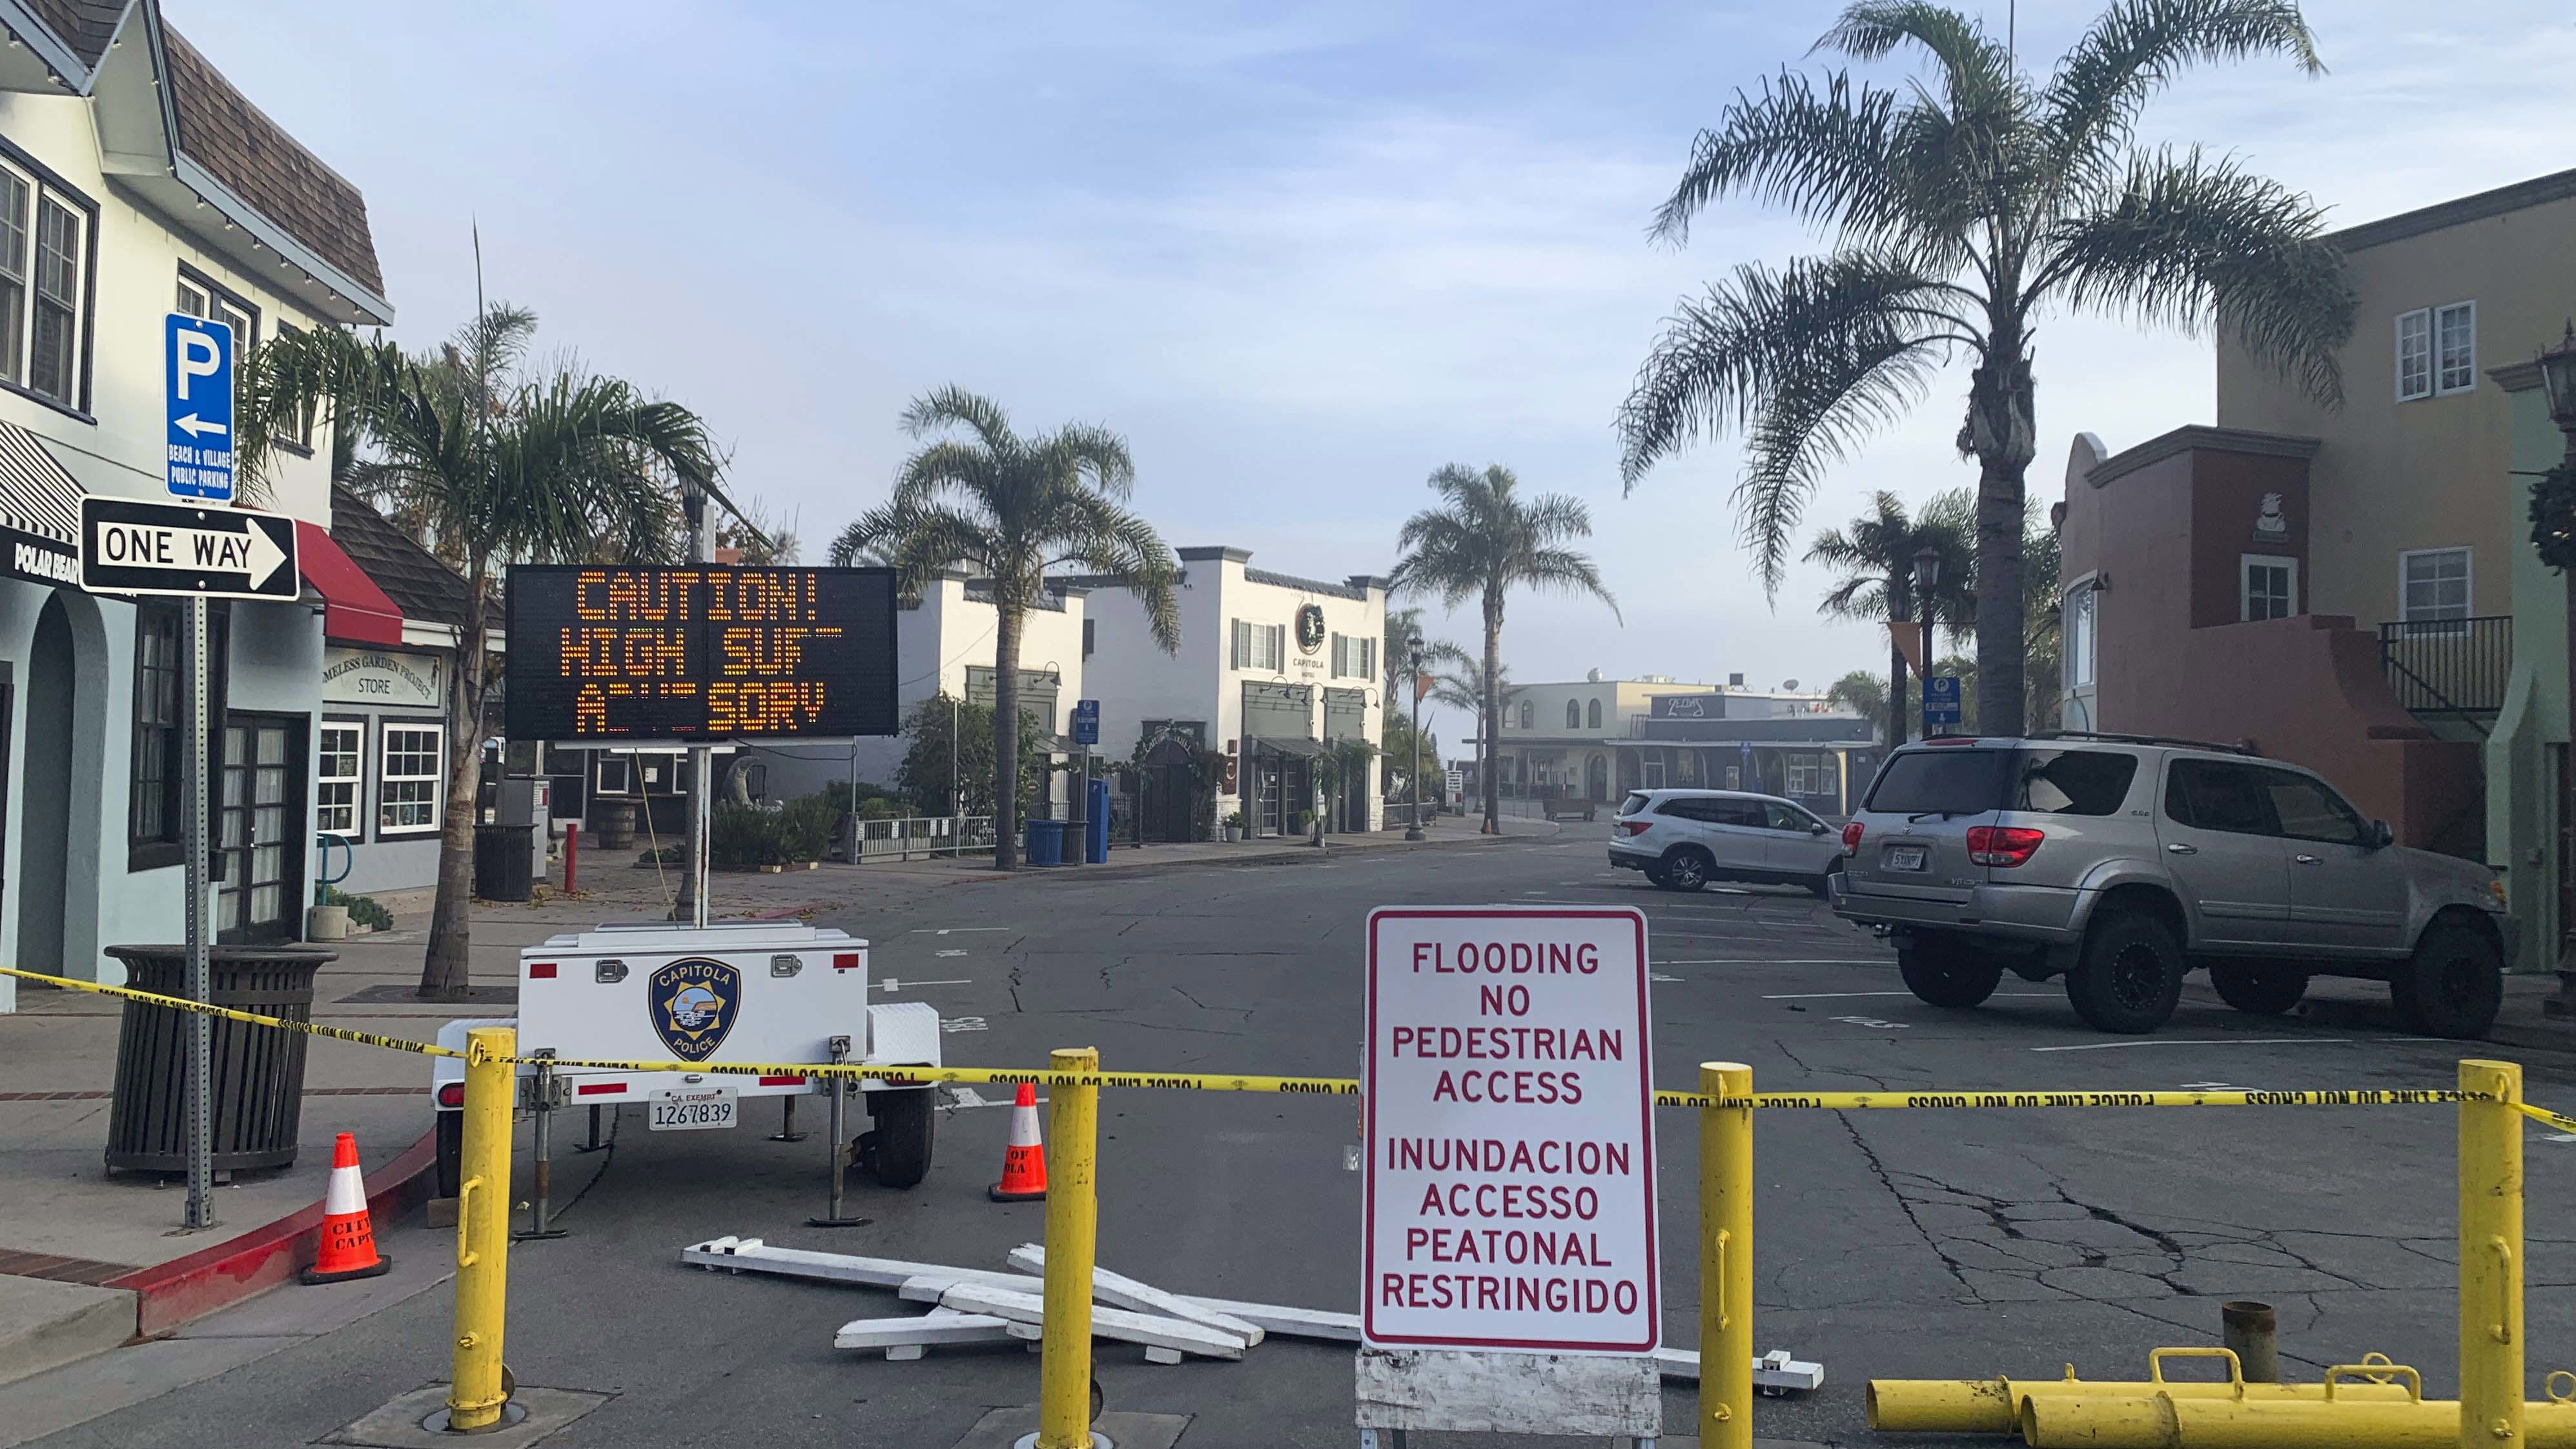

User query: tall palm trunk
[1887,571,1911,748]
[993,604,1023,870]
[419,571,484,1000]
[1968,333,2037,735]
[1480,589,1502,836]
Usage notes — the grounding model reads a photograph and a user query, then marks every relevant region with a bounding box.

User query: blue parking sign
[1924,674,1963,728]
[165,313,235,501]
[1072,698,1100,746]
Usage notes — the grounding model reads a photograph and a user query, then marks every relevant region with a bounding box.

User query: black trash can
[105,945,336,1174]
[475,823,534,901]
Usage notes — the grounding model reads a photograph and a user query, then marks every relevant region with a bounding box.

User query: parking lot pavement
[15,835,2576,1448]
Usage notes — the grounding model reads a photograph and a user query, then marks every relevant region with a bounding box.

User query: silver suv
[1827,733,2515,1037]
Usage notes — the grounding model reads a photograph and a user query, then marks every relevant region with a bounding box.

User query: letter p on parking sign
[165,313,235,502]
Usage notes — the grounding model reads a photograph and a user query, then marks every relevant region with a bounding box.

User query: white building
[1080,546,1386,840]
[0,4,395,1008]
[750,569,1088,815]
[1484,673,1874,817]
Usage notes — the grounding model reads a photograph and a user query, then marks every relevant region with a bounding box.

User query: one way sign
[80,497,298,601]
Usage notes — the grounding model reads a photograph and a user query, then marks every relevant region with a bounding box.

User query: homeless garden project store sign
[505,565,899,742]
[1363,906,1657,1353]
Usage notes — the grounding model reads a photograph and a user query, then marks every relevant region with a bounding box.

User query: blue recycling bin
[1024,817,1065,867]
[1087,779,1111,863]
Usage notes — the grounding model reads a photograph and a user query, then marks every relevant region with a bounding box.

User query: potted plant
[1222,809,1245,843]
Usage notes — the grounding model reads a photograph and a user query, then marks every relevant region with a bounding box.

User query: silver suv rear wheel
[2066,910,2184,1034]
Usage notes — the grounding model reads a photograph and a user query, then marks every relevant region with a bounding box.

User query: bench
[1542,794,1597,823]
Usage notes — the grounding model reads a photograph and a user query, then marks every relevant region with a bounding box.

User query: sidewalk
[0,810,1559,1385]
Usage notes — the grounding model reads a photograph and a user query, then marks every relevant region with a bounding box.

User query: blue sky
[181,1,2576,742]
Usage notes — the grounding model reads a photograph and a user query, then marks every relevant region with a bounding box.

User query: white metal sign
[1362,906,1657,1354]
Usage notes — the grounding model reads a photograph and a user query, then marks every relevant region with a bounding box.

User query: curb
[103,1124,440,1339]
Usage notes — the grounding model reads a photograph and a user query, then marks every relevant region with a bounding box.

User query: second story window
[2400,547,2471,632]
[176,271,256,351]
[1565,699,1581,730]
[2396,309,2431,400]
[1518,700,1533,730]
[1587,699,1602,730]
[0,151,94,411]
[2397,302,2476,402]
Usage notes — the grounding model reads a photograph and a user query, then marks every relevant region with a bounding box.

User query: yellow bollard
[2460,1058,2524,1449]
[1702,1062,1753,1449]
[1036,1047,1099,1449]
[447,1026,515,1432]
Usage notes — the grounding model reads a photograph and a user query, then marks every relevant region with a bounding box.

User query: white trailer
[433,921,942,1218]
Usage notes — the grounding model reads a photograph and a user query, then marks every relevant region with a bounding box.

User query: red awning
[294,519,404,646]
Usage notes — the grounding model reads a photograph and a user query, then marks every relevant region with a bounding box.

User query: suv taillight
[1839,821,1864,856]
[1617,820,1652,837]
[436,1081,464,1108]
[1966,825,2045,867]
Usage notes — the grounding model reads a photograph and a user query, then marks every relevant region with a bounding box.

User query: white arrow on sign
[97,520,287,588]
[170,413,229,439]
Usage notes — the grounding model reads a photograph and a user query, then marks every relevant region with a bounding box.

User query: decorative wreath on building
[2531,462,2576,573]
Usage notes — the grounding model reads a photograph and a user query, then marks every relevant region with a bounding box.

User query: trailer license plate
[1883,845,1928,871]
[649,1086,736,1131]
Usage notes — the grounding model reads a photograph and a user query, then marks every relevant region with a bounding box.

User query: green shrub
[320,886,394,932]
[711,793,839,867]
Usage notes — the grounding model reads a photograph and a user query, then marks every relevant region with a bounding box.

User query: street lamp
[1405,632,1427,841]
[2537,323,2576,1013]
[1904,543,1945,741]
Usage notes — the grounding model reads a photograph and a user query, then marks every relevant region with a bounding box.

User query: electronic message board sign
[504,565,899,743]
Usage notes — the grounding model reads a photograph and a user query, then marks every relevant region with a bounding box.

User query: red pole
[564,823,578,894]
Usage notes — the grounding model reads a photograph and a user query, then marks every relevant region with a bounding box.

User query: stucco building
[1482,675,1876,817]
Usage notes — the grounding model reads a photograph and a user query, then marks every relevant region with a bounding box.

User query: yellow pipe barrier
[2462,1059,2524,1449]
[446,1026,514,1433]
[1703,1062,1753,1449]
[1868,1353,2417,1434]
[1036,1047,1099,1449]
[2021,1396,2576,1449]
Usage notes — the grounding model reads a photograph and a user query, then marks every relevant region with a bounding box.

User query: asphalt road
[25,834,2576,1448]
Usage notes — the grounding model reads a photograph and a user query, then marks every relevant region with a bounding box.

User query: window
[1783,755,1830,797]
[1331,632,1376,681]
[2258,768,2369,847]
[1229,618,1283,672]
[1082,617,1095,659]
[317,721,363,836]
[1618,791,1652,817]
[2065,582,2098,687]
[2011,749,2138,816]
[1565,699,1582,730]
[378,724,444,836]
[1517,700,1533,730]
[1586,699,1603,730]
[595,752,633,795]
[1642,759,1666,788]
[2240,555,2296,621]
[1764,801,1823,833]
[0,153,91,409]
[2396,309,2432,400]
[2163,759,2278,836]
[130,603,184,850]
[2436,301,2476,395]
[174,272,255,353]
[1865,748,2011,815]
[2400,548,2471,631]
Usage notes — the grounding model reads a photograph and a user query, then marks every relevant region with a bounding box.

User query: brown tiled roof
[161,25,385,296]
[330,486,473,631]
[21,0,125,68]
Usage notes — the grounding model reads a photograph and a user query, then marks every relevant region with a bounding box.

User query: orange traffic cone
[987,1082,1048,1201]
[301,1132,391,1284]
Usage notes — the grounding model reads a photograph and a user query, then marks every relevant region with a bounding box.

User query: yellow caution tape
[0,965,465,1058]
[2518,1101,2576,1135]
[1657,1087,2477,1111]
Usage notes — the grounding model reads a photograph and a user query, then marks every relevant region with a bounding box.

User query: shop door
[1143,737,1196,842]
[218,714,307,944]
[1258,758,1283,836]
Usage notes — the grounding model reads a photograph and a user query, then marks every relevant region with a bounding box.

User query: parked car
[1827,733,2515,1037]
[1608,788,1845,896]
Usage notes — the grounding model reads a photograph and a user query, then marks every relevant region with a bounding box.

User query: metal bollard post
[2458,1058,2523,1449]
[1033,1047,1100,1449]
[808,1038,868,1228]
[515,1051,567,1242]
[1702,1062,1753,1449]
[2220,1300,2278,1382]
[447,1026,516,1432]
[564,823,578,894]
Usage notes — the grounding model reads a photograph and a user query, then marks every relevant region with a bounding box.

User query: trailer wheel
[862,1087,935,1189]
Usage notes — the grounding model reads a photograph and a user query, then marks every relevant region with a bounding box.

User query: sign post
[1360,906,1659,1442]
[1070,700,1099,868]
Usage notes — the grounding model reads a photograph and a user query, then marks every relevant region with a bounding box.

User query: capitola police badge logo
[648,957,739,1062]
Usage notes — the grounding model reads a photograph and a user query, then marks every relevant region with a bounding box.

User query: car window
[2258,770,2369,846]
[1708,798,1767,828]
[1763,802,1816,832]
[2165,759,2280,836]
[1656,797,1706,823]
[1619,792,1652,818]
[2011,749,2138,817]
[1864,749,2010,816]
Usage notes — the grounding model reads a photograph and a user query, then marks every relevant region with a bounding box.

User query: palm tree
[1808,491,1972,746]
[830,387,1179,869]
[1392,465,1619,834]
[252,305,726,1000]
[1421,643,1488,810]
[1617,0,2356,734]
[1825,669,1888,730]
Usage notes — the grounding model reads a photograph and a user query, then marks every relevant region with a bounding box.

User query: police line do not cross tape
[0,967,2519,1113]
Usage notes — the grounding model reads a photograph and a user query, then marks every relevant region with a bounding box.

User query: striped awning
[0,419,82,587]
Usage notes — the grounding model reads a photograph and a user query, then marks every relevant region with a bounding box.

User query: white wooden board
[940,1283,1247,1361]
[1007,1244,1266,1345]
[1354,1347,1661,1436]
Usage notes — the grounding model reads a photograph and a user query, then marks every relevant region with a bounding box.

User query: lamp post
[2536,322,2576,1011]
[1912,542,1944,738]
[1405,633,1427,841]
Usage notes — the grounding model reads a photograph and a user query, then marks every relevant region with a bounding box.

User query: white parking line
[911,927,1010,934]
[2029,1036,2444,1053]
[874,978,974,993]
[935,949,969,958]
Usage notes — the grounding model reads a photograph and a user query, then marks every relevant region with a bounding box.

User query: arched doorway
[1141,734,1196,842]
[15,596,71,977]
[1586,754,1610,802]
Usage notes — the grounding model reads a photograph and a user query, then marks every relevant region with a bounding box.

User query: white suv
[1608,788,1845,896]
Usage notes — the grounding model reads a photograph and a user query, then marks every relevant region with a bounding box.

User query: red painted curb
[105,1125,440,1339]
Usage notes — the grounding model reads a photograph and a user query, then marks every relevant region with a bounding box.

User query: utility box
[495,777,552,881]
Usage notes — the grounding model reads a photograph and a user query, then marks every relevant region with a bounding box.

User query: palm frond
[2044,0,2324,186]
[1651,72,1914,248]
[1815,3,2012,113]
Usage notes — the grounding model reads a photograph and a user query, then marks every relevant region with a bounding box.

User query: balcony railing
[2379,615,2511,723]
